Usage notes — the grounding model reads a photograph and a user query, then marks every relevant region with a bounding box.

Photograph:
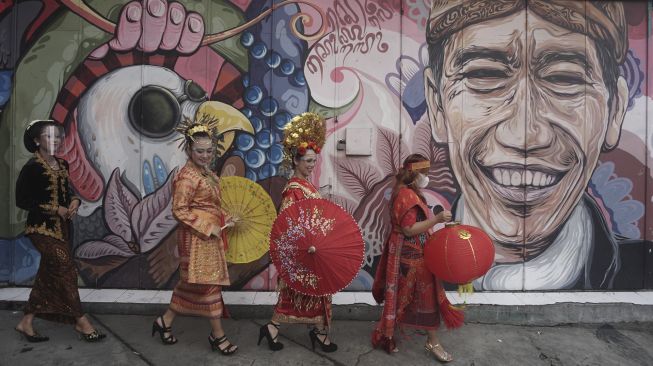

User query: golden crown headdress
[282,112,326,163]
[174,114,220,149]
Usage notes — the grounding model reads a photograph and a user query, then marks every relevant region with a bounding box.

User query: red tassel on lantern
[424,222,495,284]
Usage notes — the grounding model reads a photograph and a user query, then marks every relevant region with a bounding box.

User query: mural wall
[1,0,651,292]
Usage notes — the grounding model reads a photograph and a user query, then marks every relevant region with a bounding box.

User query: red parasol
[269,198,364,296]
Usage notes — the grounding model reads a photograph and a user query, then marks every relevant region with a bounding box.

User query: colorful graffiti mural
[0,0,651,291]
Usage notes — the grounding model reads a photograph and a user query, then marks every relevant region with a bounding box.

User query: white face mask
[415,173,429,189]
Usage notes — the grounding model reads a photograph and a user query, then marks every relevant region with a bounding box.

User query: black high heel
[309,327,337,353]
[75,329,106,342]
[15,328,49,343]
[257,322,284,351]
[209,333,238,355]
[151,316,177,345]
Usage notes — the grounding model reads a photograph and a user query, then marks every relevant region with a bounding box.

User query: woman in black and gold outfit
[14,120,105,343]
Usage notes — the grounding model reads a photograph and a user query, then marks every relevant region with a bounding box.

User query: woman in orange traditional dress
[371,154,463,363]
[151,116,237,355]
[257,112,336,353]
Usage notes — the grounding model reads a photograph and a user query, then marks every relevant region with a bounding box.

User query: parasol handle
[307,246,316,254]
[221,222,236,231]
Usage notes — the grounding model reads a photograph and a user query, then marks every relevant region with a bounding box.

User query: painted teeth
[491,168,557,187]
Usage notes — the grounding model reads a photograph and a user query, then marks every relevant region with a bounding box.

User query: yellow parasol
[219,176,276,263]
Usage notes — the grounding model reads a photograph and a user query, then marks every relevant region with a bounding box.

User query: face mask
[415,173,429,189]
[39,125,65,155]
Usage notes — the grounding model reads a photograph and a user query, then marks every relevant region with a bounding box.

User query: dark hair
[391,153,428,205]
[23,120,62,153]
[185,131,212,150]
[427,29,620,109]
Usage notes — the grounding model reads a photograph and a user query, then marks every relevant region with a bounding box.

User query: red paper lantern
[424,222,495,284]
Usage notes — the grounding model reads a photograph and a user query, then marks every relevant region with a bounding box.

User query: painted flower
[618,49,644,111]
[589,161,644,239]
[385,43,429,123]
[74,168,179,284]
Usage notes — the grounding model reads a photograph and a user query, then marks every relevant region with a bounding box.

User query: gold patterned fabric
[172,161,229,285]
[23,227,83,324]
[426,0,627,63]
[16,152,80,241]
[170,160,228,318]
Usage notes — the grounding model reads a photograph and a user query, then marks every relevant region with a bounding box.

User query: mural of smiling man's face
[424,6,629,262]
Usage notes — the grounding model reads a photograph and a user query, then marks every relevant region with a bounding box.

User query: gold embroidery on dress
[31,153,68,240]
[175,162,228,285]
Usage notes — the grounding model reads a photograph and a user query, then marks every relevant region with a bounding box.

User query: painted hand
[90,0,204,59]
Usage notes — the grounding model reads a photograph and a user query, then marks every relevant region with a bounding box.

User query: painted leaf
[103,168,138,243]
[426,145,457,195]
[131,169,178,253]
[354,175,394,267]
[413,121,457,194]
[377,127,408,177]
[335,157,382,200]
[330,194,358,215]
[413,120,433,159]
[75,235,135,259]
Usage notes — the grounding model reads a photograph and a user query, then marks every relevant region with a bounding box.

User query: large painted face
[294,149,317,179]
[425,10,628,257]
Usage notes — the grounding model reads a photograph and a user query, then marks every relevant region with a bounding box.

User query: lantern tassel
[457,282,474,296]
[457,282,474,305]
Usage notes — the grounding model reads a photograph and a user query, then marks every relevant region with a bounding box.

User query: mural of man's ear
[423,67,447,144]
[602,76,629,151]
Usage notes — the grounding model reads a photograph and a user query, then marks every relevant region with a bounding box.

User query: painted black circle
[128,85,180,138]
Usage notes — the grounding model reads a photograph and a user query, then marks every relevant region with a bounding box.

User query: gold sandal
[425,342,453,362]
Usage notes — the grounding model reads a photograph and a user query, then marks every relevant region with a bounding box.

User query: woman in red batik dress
[257,112,336,353]
[372,154,464,363]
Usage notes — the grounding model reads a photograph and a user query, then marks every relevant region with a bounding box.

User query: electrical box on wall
[345,127,373,156]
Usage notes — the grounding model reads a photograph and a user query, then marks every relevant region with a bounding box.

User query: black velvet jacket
[15,153,80,241]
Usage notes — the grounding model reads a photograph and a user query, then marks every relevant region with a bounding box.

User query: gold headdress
[174,113,220,149]
[282,112,326,163]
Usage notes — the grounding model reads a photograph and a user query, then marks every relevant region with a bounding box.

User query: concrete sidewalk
[2,288,653,325]
[1,310,652,366]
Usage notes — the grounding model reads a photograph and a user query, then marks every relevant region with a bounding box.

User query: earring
[35,143,40,146]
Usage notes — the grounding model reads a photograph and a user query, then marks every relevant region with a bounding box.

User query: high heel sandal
[76,329,106,343]
[257,322,284,351]
[208,333,238,355]
[309,327,338,353]
[151,316,177,345]
[425,341,453,363]
[15,328,49,343]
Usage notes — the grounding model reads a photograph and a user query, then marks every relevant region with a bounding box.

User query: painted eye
[128,85,180,138]
[128,79,207,139]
